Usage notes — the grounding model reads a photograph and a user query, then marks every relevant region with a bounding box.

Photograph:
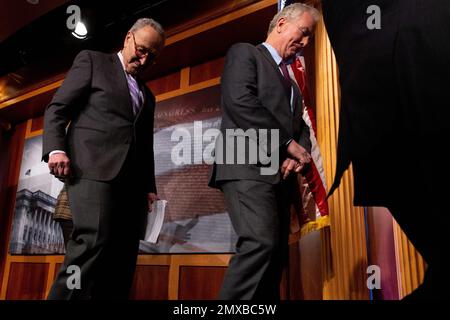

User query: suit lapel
[109,54,135,121]
[256,44,293,116]
[256,44,292,98]
[257,45,305,119]
[135,82,157,129]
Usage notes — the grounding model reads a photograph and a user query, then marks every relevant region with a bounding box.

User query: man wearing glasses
[209,3,318,299]
[43,18,165,299]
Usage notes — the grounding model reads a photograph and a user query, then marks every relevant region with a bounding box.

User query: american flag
[279,0,330,238]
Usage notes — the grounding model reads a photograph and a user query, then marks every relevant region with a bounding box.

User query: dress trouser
[47,157,147,300]
[219,178,293,300]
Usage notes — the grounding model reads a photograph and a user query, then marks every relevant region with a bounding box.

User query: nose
[300,36,310,47]
[139,55,147,66]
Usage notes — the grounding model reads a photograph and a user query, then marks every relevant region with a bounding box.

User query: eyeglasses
[297,26,314,39]
[131,32,158,61]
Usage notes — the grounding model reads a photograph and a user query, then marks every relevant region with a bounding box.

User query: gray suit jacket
[209,43,311,188]
[43,50,157,193]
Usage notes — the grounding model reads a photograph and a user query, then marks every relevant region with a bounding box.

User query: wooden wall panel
[130,265,169,300]
[178,266,227,300]
[293,232,323,300]
[0,129,10,294]
[54,263,62,279]
[281,236,323,300]
[147,71,181,96]
[0,123,27,296]
[164,0,259,38]
[315,13,369,300]
[31,116,44,132]
[6,262,49,300]
[189,57,225,85]
[0,88,57,125]
[393,221,426,299]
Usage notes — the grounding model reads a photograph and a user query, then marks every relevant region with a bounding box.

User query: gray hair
[129,18,166,44]
[268,3,320,35]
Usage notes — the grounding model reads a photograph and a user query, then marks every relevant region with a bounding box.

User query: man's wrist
[285,139,293,147]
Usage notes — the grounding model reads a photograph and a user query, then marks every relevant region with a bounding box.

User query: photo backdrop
[9,84,236,254]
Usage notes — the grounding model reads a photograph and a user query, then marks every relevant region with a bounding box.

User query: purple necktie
[127,75,142,116]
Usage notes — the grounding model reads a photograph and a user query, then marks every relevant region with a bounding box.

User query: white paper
[144,200,167,243]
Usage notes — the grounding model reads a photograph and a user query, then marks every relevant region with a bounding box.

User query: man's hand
[281,158,305,180]
[147,192,160,212]
[48,153,71,179]
[287,140,312,167]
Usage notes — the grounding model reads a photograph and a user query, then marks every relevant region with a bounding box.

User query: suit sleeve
[42,50,92,162]
[144,90,157,194]
[297,118,312,154]
[147,156,157,194]
[145,143,157,194]
[221,44,293,146]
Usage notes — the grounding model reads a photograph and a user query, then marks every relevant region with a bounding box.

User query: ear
[276,17,287,33]
[124,32,132,47]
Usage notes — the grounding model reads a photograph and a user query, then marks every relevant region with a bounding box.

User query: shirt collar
[261,42,297,65]
[262,42,283,66]
[117,51,126,71]
[117,51,138,80]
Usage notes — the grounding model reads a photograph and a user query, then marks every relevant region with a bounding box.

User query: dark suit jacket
[43,50,157,193]
[209,43,311,187]
[323,0,450,206]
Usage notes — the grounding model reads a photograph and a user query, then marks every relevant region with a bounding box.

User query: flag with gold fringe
[279,0,330,241]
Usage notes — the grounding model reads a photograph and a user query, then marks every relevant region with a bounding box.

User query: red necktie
[280,61,300,113]
[279,61,292,100]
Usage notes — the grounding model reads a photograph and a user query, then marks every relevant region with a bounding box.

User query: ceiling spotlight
[72,21,87,39]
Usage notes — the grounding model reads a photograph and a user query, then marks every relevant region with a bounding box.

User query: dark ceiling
[0,0,278,124]
[0,0,192,79]
[0,0,70,42]
[0,0,272,106]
